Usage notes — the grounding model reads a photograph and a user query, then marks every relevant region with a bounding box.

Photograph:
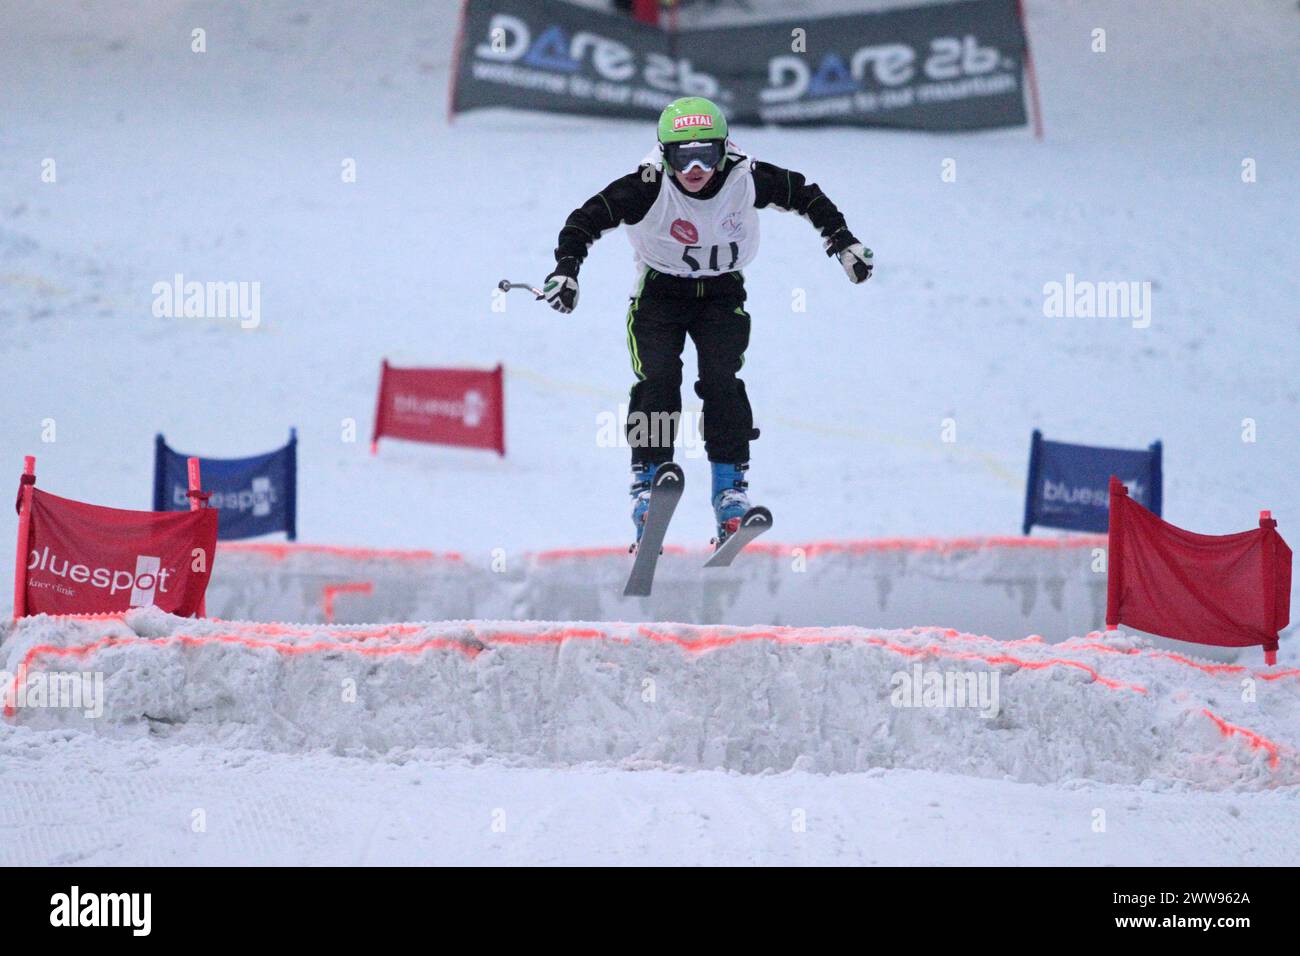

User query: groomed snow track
[3,608,1294,791]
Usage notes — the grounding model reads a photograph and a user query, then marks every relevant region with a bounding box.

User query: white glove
[835,242,873,284]
[542,273,579,313]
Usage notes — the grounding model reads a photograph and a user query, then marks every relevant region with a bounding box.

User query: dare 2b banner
[451,0,1029,131]
[154,432,297,540]
[1023,430,1163,535]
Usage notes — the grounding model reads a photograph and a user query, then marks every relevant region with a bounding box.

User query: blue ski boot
[710,461,751,547]
[630,462,660,547]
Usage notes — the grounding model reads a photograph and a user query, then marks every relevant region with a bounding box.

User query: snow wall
[207,537,1110,641]
[2,610,1293,789]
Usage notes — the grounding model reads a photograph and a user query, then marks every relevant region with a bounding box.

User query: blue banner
[154,431,297,541]
[1023,430,1161,534]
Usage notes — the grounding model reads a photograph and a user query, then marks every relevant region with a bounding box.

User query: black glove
[543,257,580,313]
[542,272,579,313]
[824,228,873,284]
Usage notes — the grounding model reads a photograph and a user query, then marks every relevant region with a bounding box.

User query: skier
[544,96,872,550]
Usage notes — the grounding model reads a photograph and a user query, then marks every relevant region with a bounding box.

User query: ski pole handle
[498,279,544,299]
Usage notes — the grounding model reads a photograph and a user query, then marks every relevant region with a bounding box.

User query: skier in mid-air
[543,96,872,554]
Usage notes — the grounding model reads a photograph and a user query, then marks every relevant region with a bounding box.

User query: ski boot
[629,462,660,551]
[710,461,751,548]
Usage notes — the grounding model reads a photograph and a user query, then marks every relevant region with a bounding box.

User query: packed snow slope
[1,0,1297,573]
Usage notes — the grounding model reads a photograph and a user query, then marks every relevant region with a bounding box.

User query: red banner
[1106,477,1291,662]
[371,361,505,455]
[18,488,218,617]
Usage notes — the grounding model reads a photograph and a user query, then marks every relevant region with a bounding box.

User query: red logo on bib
[670,219,698,244]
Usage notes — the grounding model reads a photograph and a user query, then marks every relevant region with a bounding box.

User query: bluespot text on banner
[1023,429,1161,534]
[153,431,297,541]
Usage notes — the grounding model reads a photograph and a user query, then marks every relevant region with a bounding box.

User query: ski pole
[498,279,544,300]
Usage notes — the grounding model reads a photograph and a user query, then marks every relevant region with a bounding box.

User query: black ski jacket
[551,153,858,298]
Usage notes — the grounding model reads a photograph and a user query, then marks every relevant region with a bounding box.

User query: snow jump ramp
[6,536,1291,793]
[2,610,1293,790]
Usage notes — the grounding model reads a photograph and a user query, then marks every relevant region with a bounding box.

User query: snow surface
[1,0,1297,864]
[5,729,1297,867]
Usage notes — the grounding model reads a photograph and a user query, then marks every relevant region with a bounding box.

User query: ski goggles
[663,138,726,173]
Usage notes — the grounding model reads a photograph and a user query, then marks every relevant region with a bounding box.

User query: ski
[703,506,773,568]
[622,463,685,597]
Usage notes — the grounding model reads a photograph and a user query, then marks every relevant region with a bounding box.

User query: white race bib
[627,154,759,283]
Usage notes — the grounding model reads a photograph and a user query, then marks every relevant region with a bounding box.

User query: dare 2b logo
[473,13,722,97]
[761,35,1012,102]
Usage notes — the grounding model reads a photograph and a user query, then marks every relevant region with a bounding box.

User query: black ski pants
[624,271,756,467]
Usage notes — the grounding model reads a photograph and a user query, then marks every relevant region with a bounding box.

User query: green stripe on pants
[625,271,650,380]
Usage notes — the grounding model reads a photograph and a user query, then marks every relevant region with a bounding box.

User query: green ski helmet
[657,96,729,173]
